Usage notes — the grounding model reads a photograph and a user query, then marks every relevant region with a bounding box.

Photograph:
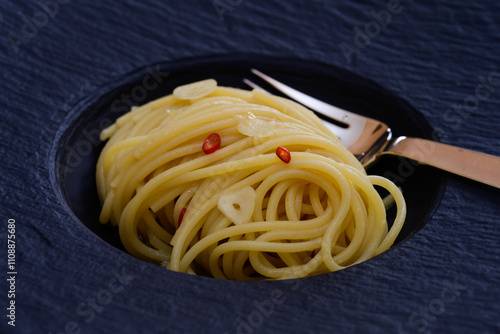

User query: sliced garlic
[173,79,217,100]
[217,186,256,225]
[237,117,277,145]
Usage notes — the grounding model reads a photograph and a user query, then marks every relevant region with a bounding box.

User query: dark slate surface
[1,1,499,333]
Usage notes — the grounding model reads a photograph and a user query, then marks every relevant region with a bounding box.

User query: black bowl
[51,54,446,265]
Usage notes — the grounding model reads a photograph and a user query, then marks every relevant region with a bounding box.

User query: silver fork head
[245,70,500,189]
[245,69,392,165]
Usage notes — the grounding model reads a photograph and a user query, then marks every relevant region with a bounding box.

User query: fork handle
[385,137,500,189]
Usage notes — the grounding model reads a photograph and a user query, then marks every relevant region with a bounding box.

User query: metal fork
[244,69,500,189]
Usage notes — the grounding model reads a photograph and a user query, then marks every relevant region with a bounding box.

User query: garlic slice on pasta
[237,117,277,145]
[173,79,217,100]
[217,186,256,225]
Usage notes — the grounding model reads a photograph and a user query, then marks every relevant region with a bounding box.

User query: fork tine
[242,78,271,94]
[250,69,363,128]
[248,69,377,150]
[243,77,346,131]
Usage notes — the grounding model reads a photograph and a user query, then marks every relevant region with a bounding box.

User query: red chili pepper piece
[178,208,187,227]
[276,146,291,163]
[202,133,221,154]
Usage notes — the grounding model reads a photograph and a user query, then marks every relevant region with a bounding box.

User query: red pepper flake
[202,133,221,154]
[276,146,291,163]
[178,208,187,227]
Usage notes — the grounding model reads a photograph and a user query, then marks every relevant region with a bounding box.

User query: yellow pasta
[96,79,406,280]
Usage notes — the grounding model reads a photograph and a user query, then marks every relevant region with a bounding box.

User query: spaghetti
[96,79,406,280]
